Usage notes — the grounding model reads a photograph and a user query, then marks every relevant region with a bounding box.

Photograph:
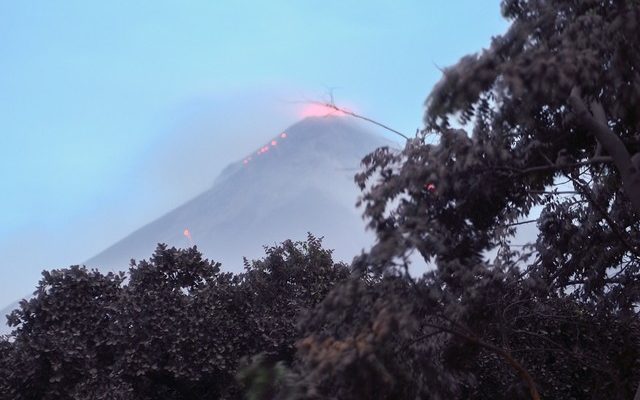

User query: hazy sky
[0,1,508,306]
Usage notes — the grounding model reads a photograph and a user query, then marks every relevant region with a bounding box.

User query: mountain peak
[84,116,395,273]
[239,115,391,169]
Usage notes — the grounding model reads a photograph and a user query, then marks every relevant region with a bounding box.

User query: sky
[0,1,508,307]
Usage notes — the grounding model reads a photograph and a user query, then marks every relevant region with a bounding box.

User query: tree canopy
[268,1,640,398]
[0,237,348,399]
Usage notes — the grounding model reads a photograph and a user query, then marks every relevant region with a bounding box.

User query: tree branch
[564,173,640,259]
[493,156,613,175]
[568,87,640,214]
[507,219,539,227]
[315,101,411,140]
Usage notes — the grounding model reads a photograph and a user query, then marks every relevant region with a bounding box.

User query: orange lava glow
[183,228,193,242]
[300,103,348,118]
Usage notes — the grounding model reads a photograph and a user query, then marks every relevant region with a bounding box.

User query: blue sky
[0,1,508,306]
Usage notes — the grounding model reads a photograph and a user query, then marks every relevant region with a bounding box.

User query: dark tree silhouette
[259,1,640,399]
[0,236,348,400]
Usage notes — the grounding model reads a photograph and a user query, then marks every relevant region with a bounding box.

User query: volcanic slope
[84,116,397,272]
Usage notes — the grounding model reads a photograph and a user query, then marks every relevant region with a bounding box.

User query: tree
[259,1,640,399]
[0,236,348,399]
[0,266,127,399]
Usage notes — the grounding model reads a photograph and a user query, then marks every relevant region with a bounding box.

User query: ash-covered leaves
[317,1,640,398]
[0,236,348,400]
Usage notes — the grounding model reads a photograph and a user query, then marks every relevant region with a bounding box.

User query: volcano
[83,116,396,272]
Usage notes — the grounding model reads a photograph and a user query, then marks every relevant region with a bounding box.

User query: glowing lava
[246,132,287,164]
[183,228,194,244]
[300,103,348,118]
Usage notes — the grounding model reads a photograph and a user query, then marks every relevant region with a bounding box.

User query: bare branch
[507,219,539,227]
[313,101,411,140]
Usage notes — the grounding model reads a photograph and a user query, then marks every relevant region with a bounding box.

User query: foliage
[284,268,639,399]
[236,354,300,400]
[0,236,348,400]
[252,1,640,399]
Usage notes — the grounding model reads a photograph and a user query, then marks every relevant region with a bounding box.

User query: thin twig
[527,190,581,195]
[566,174,640,259]
[493,156,613,175]
[313,101,411,140]
[507,219,539,227]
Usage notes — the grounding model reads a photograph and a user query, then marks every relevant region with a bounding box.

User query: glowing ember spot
[300,103,348,118]
[183,228,194,244]
[271,140,277,146]
[262,146,269,152]
[280,132,287,138]
[425,183,436,192]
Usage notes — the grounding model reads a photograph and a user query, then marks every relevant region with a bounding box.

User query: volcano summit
[84,116,396,272]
